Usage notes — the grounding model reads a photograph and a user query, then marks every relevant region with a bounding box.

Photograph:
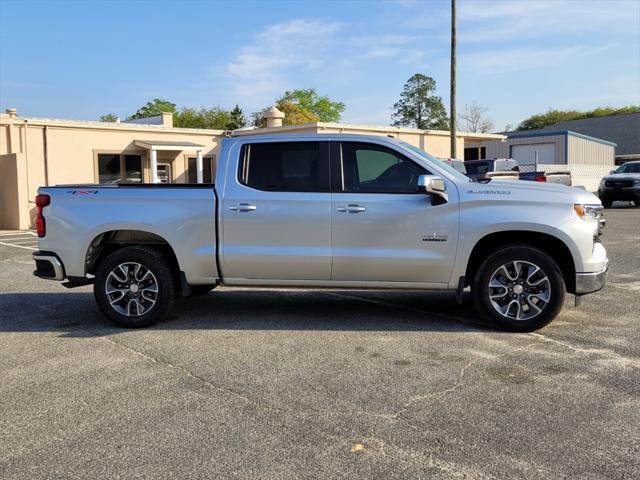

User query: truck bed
[37,184,219,285]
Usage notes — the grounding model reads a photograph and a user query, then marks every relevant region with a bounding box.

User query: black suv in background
[598,161,640,208]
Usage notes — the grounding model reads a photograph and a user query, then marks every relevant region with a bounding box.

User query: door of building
[157,162,172,183]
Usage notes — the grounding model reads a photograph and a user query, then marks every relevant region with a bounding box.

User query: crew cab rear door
[219,140,332,281]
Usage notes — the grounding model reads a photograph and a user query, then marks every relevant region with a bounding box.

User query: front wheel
[94,246,175,328]
[472,246,566,332]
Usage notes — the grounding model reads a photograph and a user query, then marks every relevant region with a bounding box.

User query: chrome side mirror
[418,175,448,203]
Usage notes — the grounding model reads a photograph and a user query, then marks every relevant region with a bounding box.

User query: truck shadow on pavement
[0,289,490,337]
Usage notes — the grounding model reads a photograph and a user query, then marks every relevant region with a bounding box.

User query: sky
[1,0,639,130]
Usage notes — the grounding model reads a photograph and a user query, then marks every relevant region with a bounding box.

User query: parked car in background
[597,161,640,208]
[464,159,572,186]
[439,158,467,174]
[465,159,537,182]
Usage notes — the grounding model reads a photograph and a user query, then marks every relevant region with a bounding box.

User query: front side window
[97,154,142,184]
[340,142,427,193]
[239,142,328,192]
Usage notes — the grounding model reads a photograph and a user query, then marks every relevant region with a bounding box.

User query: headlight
[574,204,604,221]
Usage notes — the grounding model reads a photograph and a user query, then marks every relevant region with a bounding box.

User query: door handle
[337,204,366,213]
[229,203,257,212]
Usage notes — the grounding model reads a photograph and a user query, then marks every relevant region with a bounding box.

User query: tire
[94,246,175,328]
[189,285,216,296]
[472,245,566,332]
[601,198,612,208]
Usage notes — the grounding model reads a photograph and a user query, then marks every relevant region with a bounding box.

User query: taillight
[535,175,547,182]
[35,194,50,237]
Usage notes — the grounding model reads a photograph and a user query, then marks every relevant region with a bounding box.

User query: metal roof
[523,113,640,156]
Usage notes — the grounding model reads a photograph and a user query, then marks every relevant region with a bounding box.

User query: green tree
[226,105,247,130]
[277,88,345,122]
[99,113,118,122]
[174,107,232,130]
[129,98,177,119]
[392,74,449,130]
[517,105,640,130]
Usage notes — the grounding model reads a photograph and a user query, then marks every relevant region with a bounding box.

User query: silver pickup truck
[33,134,608,331]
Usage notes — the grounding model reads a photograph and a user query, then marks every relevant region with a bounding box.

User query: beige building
[0,107,504,229]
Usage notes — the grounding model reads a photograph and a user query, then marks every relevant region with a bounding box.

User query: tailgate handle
[229,203,257,212]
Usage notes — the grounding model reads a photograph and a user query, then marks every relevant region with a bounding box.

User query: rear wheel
[94,246,175,328]
[472,246,565,332]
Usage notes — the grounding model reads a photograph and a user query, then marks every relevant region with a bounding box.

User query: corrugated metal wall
[484,134,566,163]
[567,135,615,166]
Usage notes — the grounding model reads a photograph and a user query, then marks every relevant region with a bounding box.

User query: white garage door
[511,143,557,165]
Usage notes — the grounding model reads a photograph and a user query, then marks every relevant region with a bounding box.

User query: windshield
[615,162,640,174]
[495,160,520,172]
[398,141,470,181]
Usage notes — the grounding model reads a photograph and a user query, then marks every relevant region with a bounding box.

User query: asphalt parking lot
[1,206,639,480]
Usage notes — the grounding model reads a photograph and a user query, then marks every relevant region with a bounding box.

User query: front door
[220,141,332,281]
[331,141,459,284]
[157,162,172,183]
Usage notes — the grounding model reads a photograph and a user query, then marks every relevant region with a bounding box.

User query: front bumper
[33,251,65,281]
[575,258,609,295]
[598,187,640,201]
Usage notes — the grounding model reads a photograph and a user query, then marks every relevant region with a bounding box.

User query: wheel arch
[85,229,184,294]
[465,231,577,294]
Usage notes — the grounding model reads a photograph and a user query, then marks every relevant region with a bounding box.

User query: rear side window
[340,142,427,193]
[239,142,329,192]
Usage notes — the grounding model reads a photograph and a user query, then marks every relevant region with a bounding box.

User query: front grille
[605,180,633,188]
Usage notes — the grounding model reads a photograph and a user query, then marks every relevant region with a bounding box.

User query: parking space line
[0,241,38,251]
[0,232,37,238]
[0,237,37,243]
[3,240,39,245]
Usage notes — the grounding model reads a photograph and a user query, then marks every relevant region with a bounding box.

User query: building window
[187,157,215,183]
[464,147,486,161]
[97,153,142,184]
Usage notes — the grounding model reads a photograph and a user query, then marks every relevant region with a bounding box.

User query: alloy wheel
[105,262,159,317]
[488,260,551,321]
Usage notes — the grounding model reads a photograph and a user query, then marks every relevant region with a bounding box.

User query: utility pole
[450,0,457,159]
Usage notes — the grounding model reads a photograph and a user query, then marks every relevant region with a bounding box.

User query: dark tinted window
[341,142,426,193]
[98,154,142,184]
[618,162,640,173]
[123,155,142,183]
[188,157,215,183]
[239,142,328,192]
[464,161,490,175]
[97,154,121,184]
